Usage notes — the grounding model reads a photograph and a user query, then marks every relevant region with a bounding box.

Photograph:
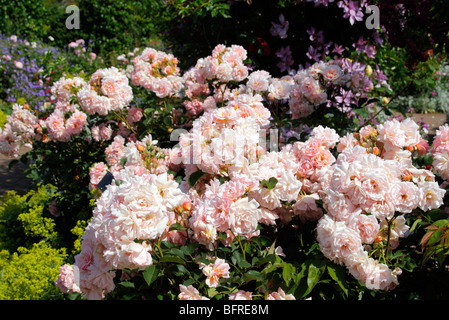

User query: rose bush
[2,43,442,300]
[0,1,449,300]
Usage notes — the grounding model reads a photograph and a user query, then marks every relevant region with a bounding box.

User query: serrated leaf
[307,263,324,289]
[143,264,160,287]
[327,264,348,296]
[303,260,326,297]
[282,263,296,286]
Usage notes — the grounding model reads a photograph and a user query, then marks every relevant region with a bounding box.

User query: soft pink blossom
[55,264,81,294]
[229,290,253,300]
[267,287,296,300]
[178,285,209,300]
[201,258,230,288]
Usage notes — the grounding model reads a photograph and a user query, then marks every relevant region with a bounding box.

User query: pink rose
[179,285,209,300]
[201,258,230,288]
[13,60,23,69]
[347,213,380,244]
[55,264,81,294]
[229,290,252,300]
[267,287,295,300]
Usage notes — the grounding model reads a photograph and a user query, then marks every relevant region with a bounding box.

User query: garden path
[0,148,33,198]
[0,113,447,198]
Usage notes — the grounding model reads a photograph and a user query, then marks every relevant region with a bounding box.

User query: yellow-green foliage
[0,185,58,251]
[17,205,57,239]
[70,218,90,254]
[0,241,67,300]
[0,109,6,129]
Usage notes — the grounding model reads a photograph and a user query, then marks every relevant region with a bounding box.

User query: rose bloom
[347,213,380,244]
[316,215,364,265]
[379,215,409,249]
[55,264,81,294]
[229,290,253,300]
[178,285,209,300]
[46,110,71,142]
[292,194,323,223]
[390,181,420,213]
[359,125,376,140]
[418,181,446,211]
[347,253,399,291]
[321,188,357,221]
[13,60,23,69]
[363,261,399,291]
[247,70,270,92]
[267,287,296,300]
[432,124,449,152]
[201,258,230,288]
[230,197,261,235]
[126,106,143,125]
[65,110,87,136]
[48,200,59,217]
[322,64,343,82]
[119,241,153,270]
[311,148,335,169]
[433,149,449,181]
[231,63,248,82]
[215,62,233,82]
[311,125,340,149]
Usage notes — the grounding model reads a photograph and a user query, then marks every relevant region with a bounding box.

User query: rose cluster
[0,66,139,157]
[131,47,183,98]
[13,44,440,300]
[317,118,445,290]
[431,124,449,182]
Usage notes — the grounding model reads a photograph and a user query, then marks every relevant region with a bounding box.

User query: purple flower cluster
[0,34,62,110]
[308,0,371,26]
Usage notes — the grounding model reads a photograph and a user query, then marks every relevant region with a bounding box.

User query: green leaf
[327,263,348,297]
[232,251,251,269]
[353,108,369,119]
[119,280,135,288]
[295,260,326,298]
[260,177,278,189]
[282,263,296,286]
[188,170,206,187]
[253,254,276,267]
[307,264,324,291]
[168,222,186,232]
[242,270,264,282]
[159,255,186,265]
[410,218,422,233]
[143,264,160,287]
